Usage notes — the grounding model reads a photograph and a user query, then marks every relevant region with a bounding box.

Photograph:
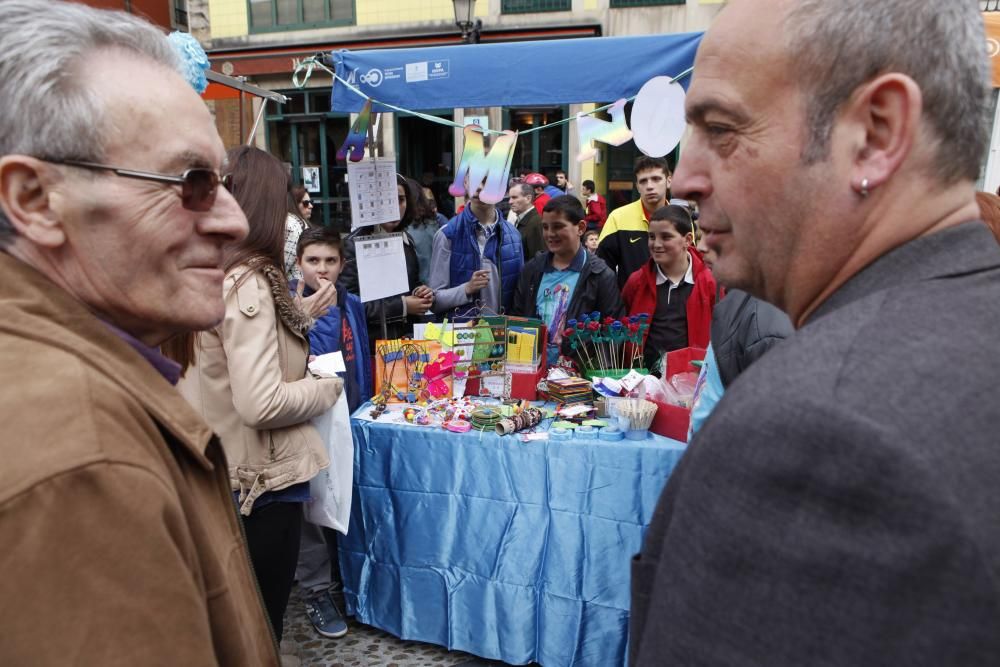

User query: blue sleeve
[353,298,373,400]
[688,343,725,442]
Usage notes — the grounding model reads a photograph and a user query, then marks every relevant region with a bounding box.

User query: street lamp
[453,0,482,44]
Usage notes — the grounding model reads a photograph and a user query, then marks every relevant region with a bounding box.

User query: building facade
[70,0,187,30]
[191,0,724,228]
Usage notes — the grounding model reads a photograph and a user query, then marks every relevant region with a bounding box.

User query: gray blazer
[630,222,1000,666]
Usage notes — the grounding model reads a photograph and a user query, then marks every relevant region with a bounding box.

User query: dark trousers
[243,501,303,641]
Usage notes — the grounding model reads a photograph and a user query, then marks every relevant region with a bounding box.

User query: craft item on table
[549,427,572,441]
[563,312,650,377]
[557,403,594,419]
[422,396,480,423]
[575,425,598,440]
[546,376,593,404]
[506,326,541,369]
[450,317,509,398]
[372,339,443,413]
[593,377,622,397]
[551,421,577,430]
[469,406,504,431]
[599,427,624,441]
[619,369,647,393]
[424,351,458,399]
[594,397,608,418]
[495,407,544,436]
[606,397,658,441]
[422,321,444,342]
[402,406,434,426]
[444,419,472,433]
[582,419,609,428]
[668,371,699,404]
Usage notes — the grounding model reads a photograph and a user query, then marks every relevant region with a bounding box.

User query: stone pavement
[280,585,524,667]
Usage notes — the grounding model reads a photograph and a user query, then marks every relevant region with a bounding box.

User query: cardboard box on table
[649,346,706,442]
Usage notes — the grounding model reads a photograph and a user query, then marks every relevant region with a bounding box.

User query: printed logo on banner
[429,60,449,79]
[406,62,428,83]
[359,69,382,87]
[383,67,404,82]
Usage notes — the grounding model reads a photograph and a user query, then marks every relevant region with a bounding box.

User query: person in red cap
[524,173,551,214]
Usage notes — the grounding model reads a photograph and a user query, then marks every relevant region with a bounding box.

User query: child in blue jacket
[293,227,372,412]
[291,226,372,640]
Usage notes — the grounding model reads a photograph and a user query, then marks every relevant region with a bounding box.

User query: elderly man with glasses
[0,1,279,665]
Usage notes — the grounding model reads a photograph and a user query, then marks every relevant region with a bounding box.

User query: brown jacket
[178,265,340,514]
[0,252,279,666]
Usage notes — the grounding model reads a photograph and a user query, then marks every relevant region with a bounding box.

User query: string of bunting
[292,54,691,138]
[291,54,693,204]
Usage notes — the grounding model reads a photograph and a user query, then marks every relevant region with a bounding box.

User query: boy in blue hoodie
[292,227,371,639]
[294,227,372,411]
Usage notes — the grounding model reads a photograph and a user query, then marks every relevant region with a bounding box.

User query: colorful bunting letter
[575,99,633,162]
[336,99,373,162]
[448,125,518,205]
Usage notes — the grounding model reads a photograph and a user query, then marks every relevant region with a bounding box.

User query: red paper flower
[587,321,599,331]
[563,328,575,338]
[603,316,614,326]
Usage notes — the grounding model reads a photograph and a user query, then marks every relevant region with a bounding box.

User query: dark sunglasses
[43,158,223,212]
[301,200,314,207]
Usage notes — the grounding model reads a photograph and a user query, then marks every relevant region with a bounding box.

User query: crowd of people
[3,0,1000,665]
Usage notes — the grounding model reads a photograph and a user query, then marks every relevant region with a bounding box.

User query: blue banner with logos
[331,32,702,112]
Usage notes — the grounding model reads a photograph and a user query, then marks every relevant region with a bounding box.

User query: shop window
[173,0,188,29]
[501,0,570,14]
[610,0,684,6]
[248,0,354,32]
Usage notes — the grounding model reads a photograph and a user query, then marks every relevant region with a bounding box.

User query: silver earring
[859,178,870,198]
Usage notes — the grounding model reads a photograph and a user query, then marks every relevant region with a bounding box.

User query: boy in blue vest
[429,183,523,316]
[291,226,372,640]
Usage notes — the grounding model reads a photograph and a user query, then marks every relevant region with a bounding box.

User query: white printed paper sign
[355,232,409,303]
[347,157,398,231]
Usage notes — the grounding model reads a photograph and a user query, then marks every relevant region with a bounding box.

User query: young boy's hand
[296,278,337,317]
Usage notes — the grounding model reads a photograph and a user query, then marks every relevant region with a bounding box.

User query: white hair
[0,0,182,241]
[787,0,990,183]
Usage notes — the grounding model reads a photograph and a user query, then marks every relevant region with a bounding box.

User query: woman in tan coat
[175,146,341,646]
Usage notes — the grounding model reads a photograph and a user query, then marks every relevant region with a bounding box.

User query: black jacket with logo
[596,200,651,288]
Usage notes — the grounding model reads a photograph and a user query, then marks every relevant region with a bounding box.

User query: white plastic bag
[305,392,354,534]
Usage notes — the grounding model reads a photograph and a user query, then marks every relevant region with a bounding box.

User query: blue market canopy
[330,32,703,113]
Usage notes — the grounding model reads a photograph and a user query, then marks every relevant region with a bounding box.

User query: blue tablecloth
[340,405,686,666]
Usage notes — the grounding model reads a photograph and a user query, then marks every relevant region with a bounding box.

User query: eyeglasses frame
[41,157,222,211]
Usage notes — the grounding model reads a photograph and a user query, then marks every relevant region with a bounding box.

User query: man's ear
[0,156,67,247]
[842,73,921,193]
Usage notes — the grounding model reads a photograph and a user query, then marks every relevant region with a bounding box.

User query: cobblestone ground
[280,585,514,667]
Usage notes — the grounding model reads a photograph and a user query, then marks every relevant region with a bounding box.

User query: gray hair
[787,0,989,183]
[0,0,182,242]
[511,183,534,200]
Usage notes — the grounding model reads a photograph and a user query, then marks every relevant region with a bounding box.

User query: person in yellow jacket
[596,156,671,288]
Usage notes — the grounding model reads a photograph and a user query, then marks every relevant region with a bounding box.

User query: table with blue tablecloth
[339,404,686,667]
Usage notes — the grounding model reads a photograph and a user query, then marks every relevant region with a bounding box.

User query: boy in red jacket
[622,204,717,372]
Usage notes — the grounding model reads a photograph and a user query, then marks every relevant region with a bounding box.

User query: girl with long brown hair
[175,146,341,647]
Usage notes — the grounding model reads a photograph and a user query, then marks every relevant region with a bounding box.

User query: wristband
[444,419,472,433]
